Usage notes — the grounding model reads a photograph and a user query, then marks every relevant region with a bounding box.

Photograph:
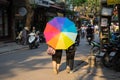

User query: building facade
[0,0,64,42]
[0,0,14,41]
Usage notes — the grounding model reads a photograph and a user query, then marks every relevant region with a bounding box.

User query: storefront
[0,0,13,41]
[33,7,47,32]
[14,7,27,36]
[33,2,64,33]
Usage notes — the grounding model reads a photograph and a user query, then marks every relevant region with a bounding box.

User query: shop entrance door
[0,9,9,39]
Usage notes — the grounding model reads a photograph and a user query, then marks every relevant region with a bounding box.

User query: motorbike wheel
[101,53,111,68]
[93,47,100,56]
[112,57,120,72]
[35,45,38,48]
[115,59,120,72]
[29,44,33,49]
[88,40,91,45]
[91,47,101,67]
[87,38,92,45]
[88,41,91,45]
[35,42,39,48]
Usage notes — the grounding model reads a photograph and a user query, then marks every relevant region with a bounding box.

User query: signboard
[57,13,64,17]
[101,7,113,16]
[18,7,27,16]
[101,0,107,3]
[107,0,120,5]
[29,0,50,7]
[101,18,108,26]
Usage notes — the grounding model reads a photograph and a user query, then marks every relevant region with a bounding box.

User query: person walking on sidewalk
[21,27,29,45]
[66,44,76,73]
[52,50,62,74]
[47,46,62,74]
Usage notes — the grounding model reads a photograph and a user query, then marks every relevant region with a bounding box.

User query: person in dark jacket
[86,25,94,40]
[66,44,76,73]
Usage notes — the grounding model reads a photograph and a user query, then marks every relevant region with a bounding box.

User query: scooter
[28,32,39,49]
[90,41,101,66]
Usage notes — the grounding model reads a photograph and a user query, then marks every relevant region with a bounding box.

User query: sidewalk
[0,42,27,54]
[77,56,120,80]
[0,36,120,80]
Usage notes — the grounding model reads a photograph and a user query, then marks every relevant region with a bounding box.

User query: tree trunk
[25,0,34,30]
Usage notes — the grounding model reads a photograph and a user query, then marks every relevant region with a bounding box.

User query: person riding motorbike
[86,25,94,44]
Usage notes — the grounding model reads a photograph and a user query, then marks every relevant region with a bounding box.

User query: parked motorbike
[101,34,120,68]
[110,35,120,71]
[28,32,39,49]
[15,31,22,44]
[112,43,120,71]
[90,41,101,66]
[90,34,120,70]
[101,44,116,68]
[90,41,100,55]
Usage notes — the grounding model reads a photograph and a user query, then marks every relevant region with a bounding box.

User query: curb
[0,46,28,54]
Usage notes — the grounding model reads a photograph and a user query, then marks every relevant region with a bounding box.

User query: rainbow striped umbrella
[44,17,77,49]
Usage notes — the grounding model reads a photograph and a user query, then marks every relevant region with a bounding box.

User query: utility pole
[117,4,120,34]
[100,0,113,48]
[63,0,66,17]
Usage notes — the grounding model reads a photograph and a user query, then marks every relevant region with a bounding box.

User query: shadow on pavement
[75,59,120,80]
[59,60,88,73]
[0,45,51,80]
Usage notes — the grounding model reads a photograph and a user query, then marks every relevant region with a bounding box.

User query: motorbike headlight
[88,37,91,40]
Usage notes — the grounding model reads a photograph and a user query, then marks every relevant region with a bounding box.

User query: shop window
[4,10,8,36]
[0,10,3,36]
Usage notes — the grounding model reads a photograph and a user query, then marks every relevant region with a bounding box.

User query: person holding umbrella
[44,17,77,74]
[52,50,62,74]
[66,43,76,73]
[47,46,62,74]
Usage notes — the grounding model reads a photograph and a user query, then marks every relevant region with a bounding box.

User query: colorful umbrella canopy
[44,17,77,49]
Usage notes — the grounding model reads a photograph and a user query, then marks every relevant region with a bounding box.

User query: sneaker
[66,68,70,73]
[69,71,73,74]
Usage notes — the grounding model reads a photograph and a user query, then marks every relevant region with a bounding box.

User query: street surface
[0,34,120,80]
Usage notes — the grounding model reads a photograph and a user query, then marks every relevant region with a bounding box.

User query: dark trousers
[66,50,75,70]
[52,50,62,64]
